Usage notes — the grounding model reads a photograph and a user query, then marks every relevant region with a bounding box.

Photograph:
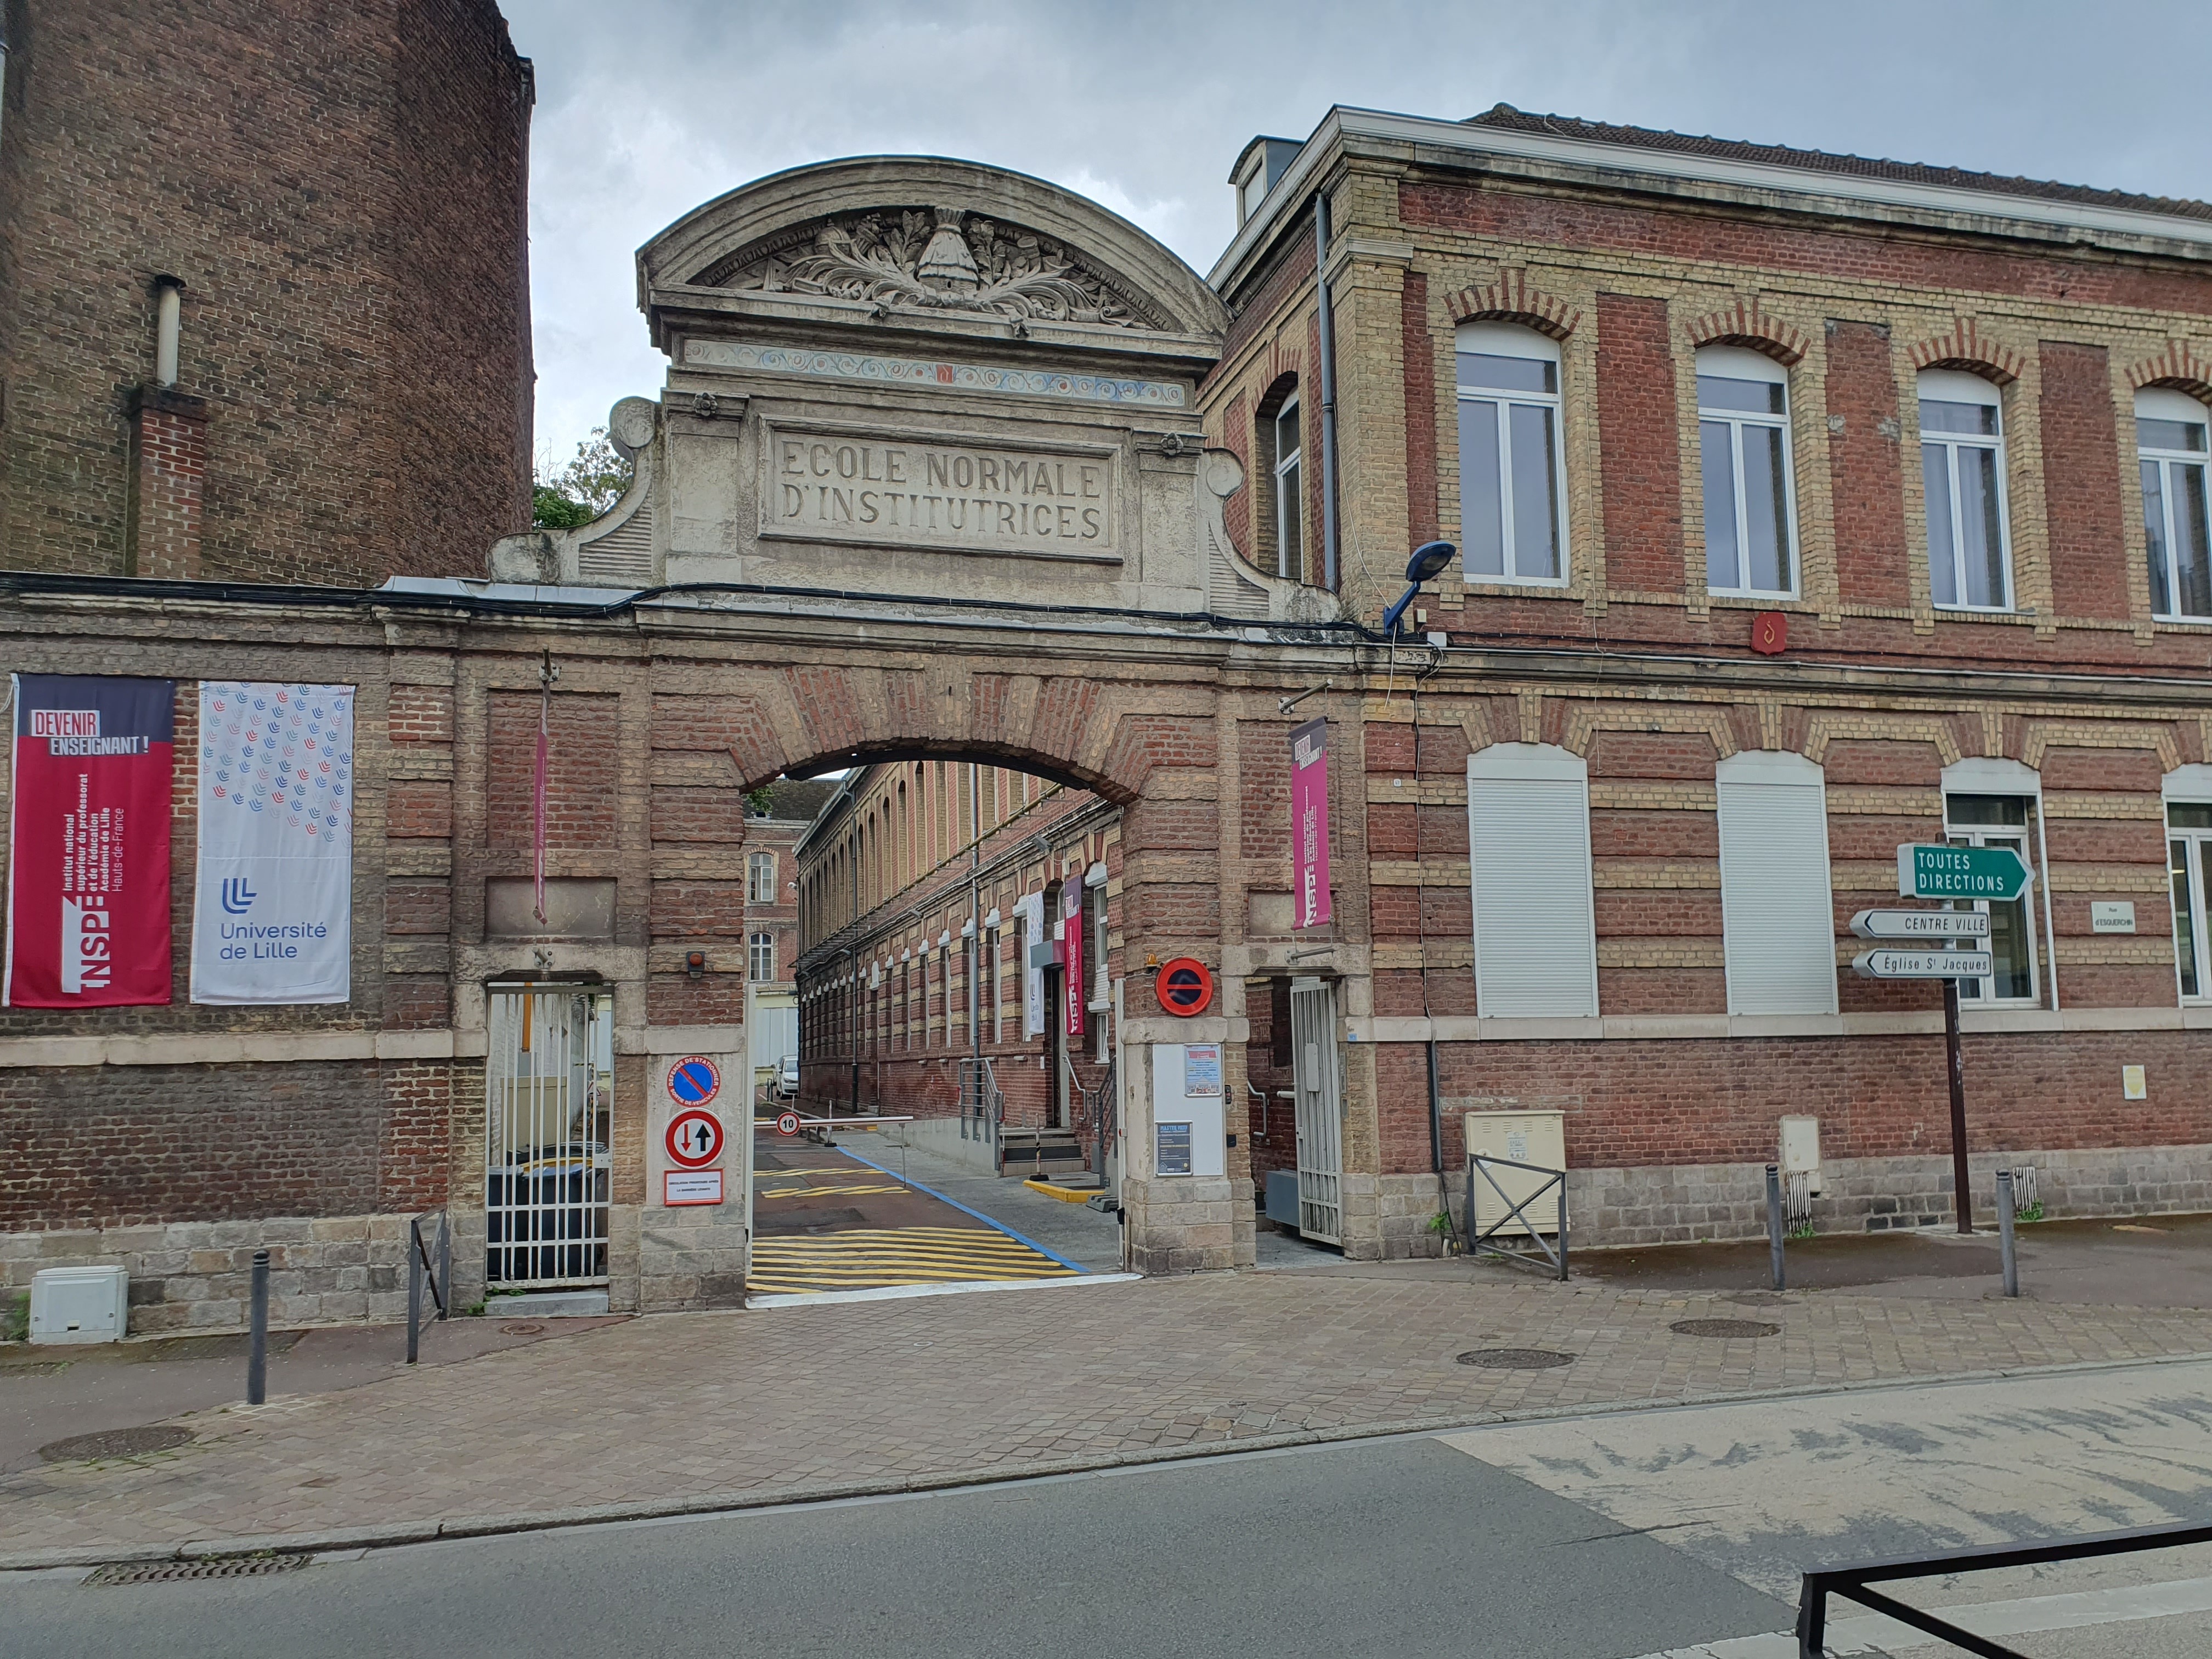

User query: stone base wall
[1123,1175,1235,1273]
[1513,1142,2212,1249]
[3,1213,426,1335]
[636,1202,748,1312]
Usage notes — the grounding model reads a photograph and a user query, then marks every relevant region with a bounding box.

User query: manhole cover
[39,1425,194,1462]
[1671,1318,1782,1339]
[1456,1348,1575,1370]
[499,1322,546,1336]
[88,1554,310,1586]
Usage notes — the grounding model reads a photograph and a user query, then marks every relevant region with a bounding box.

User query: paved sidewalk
[8,1258,2212,1566]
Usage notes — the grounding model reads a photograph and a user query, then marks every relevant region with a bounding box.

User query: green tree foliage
[532,427,634,529]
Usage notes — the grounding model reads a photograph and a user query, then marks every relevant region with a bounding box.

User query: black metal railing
[1464,1153,1568,1282]
[1798,1519,2212,1657]
[405,1209,451,1365]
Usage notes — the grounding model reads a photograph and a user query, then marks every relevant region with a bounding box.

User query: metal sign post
[1849,850,2030,1236]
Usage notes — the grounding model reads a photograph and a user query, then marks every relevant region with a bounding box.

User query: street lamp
[1380,540,1458,639]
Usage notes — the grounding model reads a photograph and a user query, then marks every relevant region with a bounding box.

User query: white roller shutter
[1716,751,1839,1016]
[1468,744,1599,1018]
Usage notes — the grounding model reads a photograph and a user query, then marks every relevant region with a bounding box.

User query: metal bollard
[1996,1169,2019,1298]
[436,1214,452,1322]
[247,1249,269,1405]
[407,1216,424,1364]
[1765,1164,1786,1292]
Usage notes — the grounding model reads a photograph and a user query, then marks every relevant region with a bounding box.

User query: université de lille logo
[202,686,352,840]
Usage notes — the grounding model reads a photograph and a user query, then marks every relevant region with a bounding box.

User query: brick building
[8,126,2212,1328]
[1203,104,2212,1244]
[738,777,834,1098]
[795,763,1120,1175]
[0,0,534,585]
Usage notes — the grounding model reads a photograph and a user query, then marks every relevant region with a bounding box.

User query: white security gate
[486,985,613,1288]
[1290,977,1342,1245]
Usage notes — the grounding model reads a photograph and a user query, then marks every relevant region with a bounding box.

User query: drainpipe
[1313,190,1341,594]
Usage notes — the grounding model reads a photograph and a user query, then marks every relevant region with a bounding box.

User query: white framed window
[1716,752,1837,1015]
[2164,766,2212,1004]
[747,930,775,982]
[1942,794,2040,1003]
[986,924,1002,1043]
[1918,369,2013,612]
[1697,346,1798,598]
[747,850,777,904]
[1466,744,1597,1017]
[1268,392,1305,582]
[2139,388,2212,622]
[1456,322,1567,585]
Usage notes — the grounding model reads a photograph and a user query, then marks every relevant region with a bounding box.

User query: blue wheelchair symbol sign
[667,1057,720,1107]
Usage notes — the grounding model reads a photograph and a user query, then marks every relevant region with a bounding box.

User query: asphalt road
[0,1435,1786,1659]
[15,1361,2212,1657]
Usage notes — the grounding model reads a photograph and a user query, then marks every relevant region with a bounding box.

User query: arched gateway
[0,158,1410,1318]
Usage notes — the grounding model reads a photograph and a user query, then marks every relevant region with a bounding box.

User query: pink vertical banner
[1062,882,1085,1038]
[1290,716,1331,929]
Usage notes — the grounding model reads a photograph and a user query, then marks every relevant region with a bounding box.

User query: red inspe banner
[1062,881,1085,1039]
[4,675,176,1007]
[1290,716,1332,929]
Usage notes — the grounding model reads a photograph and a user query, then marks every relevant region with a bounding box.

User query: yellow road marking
[749,1227,1076,1293]
[754,1183,907,1199]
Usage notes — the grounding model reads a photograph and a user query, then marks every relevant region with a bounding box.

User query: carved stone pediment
[703,207,1162,331]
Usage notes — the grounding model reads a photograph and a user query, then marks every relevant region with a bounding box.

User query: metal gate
[1290,977,1342,1245]
[486,985,612,1288]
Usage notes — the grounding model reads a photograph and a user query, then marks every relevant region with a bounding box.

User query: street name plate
[1897,843,2030,901]
[1850,908,1991,940]
[1852,949,1995,979]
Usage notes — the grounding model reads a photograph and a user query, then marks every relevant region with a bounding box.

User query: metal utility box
[1779,1115,1824,1194]
[30,1264,128,1345]
[1463,1111,1566,1235]
[1265,1169,1301,1228]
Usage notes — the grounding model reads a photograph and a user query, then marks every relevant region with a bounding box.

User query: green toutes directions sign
[1897,843,2030,902]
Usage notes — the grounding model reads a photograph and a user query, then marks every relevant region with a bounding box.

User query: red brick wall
[2038,340,2131,619]
[1825,319,1912,607]
[1401,181,2212,317]
[0,0,530,584]
[1595,292,1684,591]
[486,692,619,850]
[1,1062,382,1228]
[125,392,209,578]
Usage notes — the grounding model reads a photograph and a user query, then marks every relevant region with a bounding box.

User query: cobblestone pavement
[8,1261,2212,1565]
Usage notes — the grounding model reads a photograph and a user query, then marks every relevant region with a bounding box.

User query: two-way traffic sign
[1852,949,1995,980]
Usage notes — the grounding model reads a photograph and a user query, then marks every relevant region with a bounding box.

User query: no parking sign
[666,1055,720,1107]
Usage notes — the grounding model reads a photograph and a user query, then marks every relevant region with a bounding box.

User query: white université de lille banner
[189,682,355,1004]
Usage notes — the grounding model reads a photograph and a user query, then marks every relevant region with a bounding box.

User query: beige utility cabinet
[1463,1110,1566,1235]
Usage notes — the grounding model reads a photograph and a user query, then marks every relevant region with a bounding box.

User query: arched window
[1696,346,1797,598]
[2138,387,2211,622]
[1455,322,1566,584]
[748,932,775,982]
[1918,369,2013,612]
[1260,380,1305,582]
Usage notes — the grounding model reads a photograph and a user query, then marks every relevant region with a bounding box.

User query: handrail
[1798,1520,2212,1656]
[1246,1079,1267,1140]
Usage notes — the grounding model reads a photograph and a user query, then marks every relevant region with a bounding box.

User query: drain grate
[87,1554,311,1587]
[499,1322,547,1335]
[1456,1347,1575,1370]
[1671,1318,1782,1339]
[39,1425,194,1462]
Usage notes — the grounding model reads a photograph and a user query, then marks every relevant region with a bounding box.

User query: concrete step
[487,1289,610,1318]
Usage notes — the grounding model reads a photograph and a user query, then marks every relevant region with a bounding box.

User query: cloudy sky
[510,0,2212,467]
